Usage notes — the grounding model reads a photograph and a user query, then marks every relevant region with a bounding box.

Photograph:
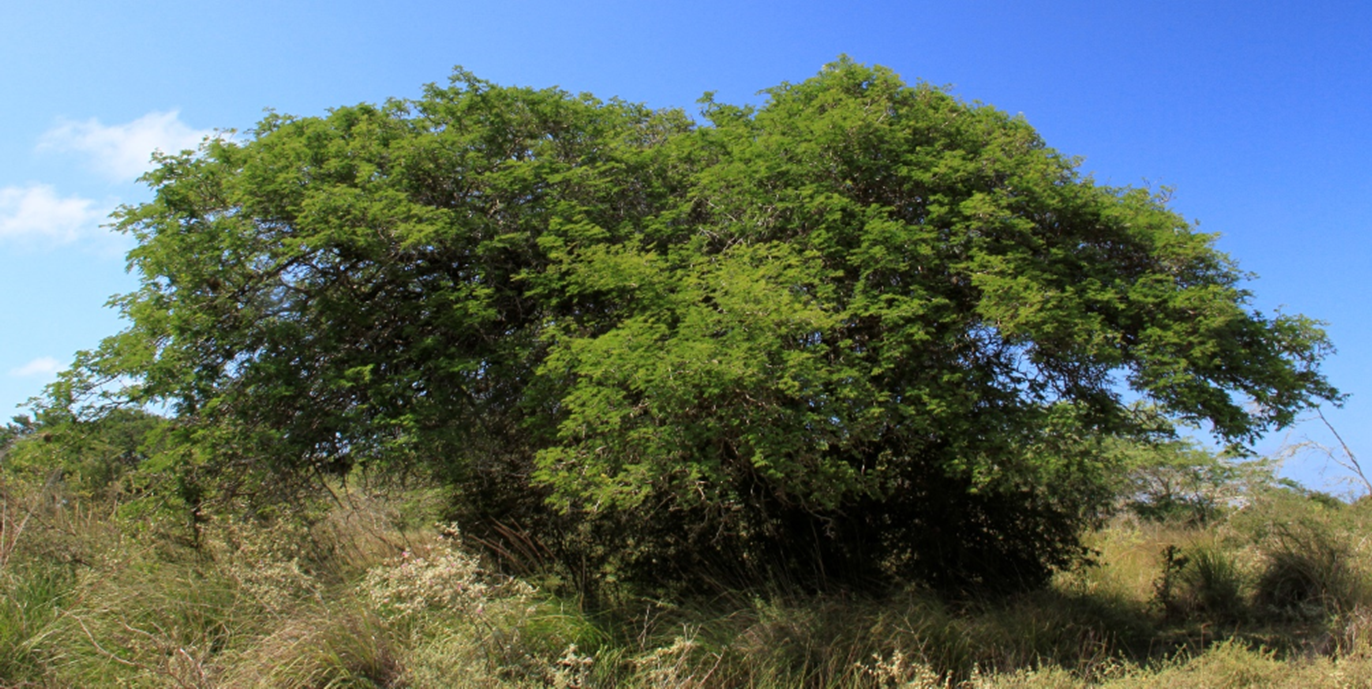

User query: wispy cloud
[38,110,215,182]
[9,357,62,378]
[0,184,110,244]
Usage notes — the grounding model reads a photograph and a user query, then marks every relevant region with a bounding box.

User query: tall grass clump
[0,559,72,682]
[1230,493,1372,620]
[1180,544,1246,622]
[1255,522,1366,619]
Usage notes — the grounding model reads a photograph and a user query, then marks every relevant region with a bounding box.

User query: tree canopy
[57,59,1338,593]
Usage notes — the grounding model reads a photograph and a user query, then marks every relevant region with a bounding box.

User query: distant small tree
[2,406,168,503]
[46,59,1339,594]
[1110,434,1275,524]
[0,416,34,456]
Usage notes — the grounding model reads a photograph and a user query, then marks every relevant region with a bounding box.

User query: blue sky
[2,0,1368,492]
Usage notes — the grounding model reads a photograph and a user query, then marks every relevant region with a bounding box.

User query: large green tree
[59,59,1337,593]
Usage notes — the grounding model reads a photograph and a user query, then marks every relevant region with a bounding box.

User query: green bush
[47,58,1337,598]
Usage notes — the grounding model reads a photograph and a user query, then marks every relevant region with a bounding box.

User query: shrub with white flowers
[361,524,492,621]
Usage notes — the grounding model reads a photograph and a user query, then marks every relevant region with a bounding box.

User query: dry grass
[5,468,1372,688]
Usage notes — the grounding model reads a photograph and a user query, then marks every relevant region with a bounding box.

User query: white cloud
[9,357,62,378]
[0,184,110,244]
[38,110,215,182]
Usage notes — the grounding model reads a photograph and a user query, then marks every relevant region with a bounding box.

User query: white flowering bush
[211,518,322,616]
[360,524,496,622]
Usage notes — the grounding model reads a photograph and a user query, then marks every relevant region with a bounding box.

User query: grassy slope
[4,473,1372,688]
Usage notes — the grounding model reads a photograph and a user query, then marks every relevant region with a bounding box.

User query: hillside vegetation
[3,415,1371,687]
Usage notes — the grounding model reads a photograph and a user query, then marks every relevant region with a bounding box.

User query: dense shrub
[41,59,1338,597]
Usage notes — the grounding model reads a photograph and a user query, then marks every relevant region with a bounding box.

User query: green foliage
[0,415,33,454]
[4,407,168,501]
[47,58,1338,594]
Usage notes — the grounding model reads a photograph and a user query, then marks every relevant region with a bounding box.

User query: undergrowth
[3,465,1372,687]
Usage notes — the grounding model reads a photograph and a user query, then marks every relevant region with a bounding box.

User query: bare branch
[1316,407,1371,496]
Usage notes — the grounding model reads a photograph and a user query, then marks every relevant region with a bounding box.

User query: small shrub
[360,524,495,623]
[856,648,950,688]
[211,518,322,617]
[1152,544,1190,620]
[548,643,595,688]
[631,631,717,688]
